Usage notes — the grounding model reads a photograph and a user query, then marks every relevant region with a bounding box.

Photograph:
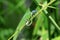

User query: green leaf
[13,9,31,40]
[52,36,60,40]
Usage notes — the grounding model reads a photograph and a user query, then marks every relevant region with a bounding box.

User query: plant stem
[49,16,60,30]
[30,0,56,21]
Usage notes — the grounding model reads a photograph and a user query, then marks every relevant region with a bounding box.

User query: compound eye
[31,10,37,16]
[32,10,37,13]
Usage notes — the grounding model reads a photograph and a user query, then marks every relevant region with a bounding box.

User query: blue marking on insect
[31,10,37,16]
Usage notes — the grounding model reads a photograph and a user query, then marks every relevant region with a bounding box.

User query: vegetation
[0,0,60,40]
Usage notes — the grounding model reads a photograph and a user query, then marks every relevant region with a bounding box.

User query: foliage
[0,0,60,40]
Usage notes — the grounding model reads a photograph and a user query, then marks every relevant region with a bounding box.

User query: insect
[25,10,37,26]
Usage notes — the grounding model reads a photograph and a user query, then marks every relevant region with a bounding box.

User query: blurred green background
[0,0,60,40]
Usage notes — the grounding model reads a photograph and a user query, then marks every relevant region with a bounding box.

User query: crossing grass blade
[8,9,32,40]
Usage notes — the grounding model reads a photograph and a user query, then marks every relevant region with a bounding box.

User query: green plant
[0,0,60,40]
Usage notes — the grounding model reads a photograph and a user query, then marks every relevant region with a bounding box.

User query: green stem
[8,0,58,40]
[49,16,60,30]
[30,0,56,21]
